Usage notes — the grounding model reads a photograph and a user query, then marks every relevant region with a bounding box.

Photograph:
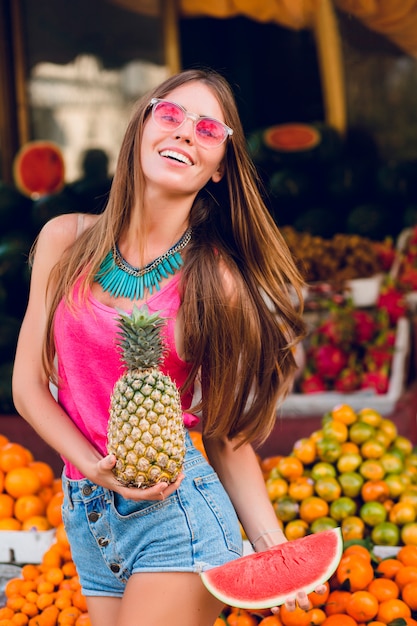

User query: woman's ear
[211,162,224,184]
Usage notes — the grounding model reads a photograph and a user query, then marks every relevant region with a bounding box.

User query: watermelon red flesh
[200,527,343,609]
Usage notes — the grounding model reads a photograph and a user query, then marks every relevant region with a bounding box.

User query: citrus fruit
[359,459,385,481]
[322,420,348,443]
[379,418,398,442]
[314,477,342,502]
[4,466,41,498]
[311,462,337,481]
[385,473,408,498]
[380,451,404,474]
[361,438,385,459]
[274,496,300,522]
[0,442,30,472]
[359,501,387,526]
[357,407,382,427]
[341,515,365,541]
[338,472,364,498]
[299,496,329,524]
[401,581,417,610]
[284,519,309,541]
[402,522,417,546]
[346,590,378,622]
[293,438,316,465]
[377,598,411,623]
[398,545,417,566]
[266,477,288,501]
[336,554,374,591]
[367,577,399,602]
[14,494,46,522]
[389,501,416,525]
[337,453,362,474]
[315,438,342,463]
[310,516,338,533]
[371,521,400,546]
[361,479,390,502]
[288,476,314,501]
[332,404,357,425]
[349,422,375,444]
[329,497,357,521]
[277,456,304,480]
[0,493,14,519]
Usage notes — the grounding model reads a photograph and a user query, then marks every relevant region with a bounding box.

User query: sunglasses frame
[149,98,233,147]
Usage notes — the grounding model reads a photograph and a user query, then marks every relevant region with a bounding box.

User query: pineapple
[107,304,186,488]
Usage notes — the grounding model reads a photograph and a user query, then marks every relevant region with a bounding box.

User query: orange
[367,578,399,602]
[315,438,342,464]
[400,489,417,509]
[332,404,357,425]
[0,443,30,472]
[361,480,390,503]
[292,438,316,465]
[0,493,15,519]
[45,567,64,586]
[288,476,314,501]
[359,459,385,481]
[376,598,411,623]
[274,496,299,522]
[22,564,40,581]
[284,519,309,541]
[380,451,404,474]
[346,590,378,622]
[337,453,362,473]
[299,496,329,524]
[310,462,336,481]
[46,491,64,528]
[261,455,283,476]
[395,564,417,589]
[55,606,81,625]
[401,580,417,610]
[227,609,257,626]
[321,615,357,626]
[342,544,372,561]
[324,590,352,616]
[28,461,55,487]
[0,468,4,492]
[361,438,385,459]
[402,522,417,546]
[322,420,348,443]
[310,517,338,533]
[278,605,309,626]
[378,418,398,443]
[258,617,284,626]
[385,473,408,498]
[14,495,46,522]
[398,544,417,566]
[389,501,416,525]
[314,477,341,502]
[308,581,330,607]
[0,517,21,530]
[340,442,360,455]
[0,434,10,448]
[75,616,92,626]
[375,558,403,580]
[22,515,52,531]
[357,407,382,427]
[4,467,41,499]
[336,554,374,591]
[304,607,326,625]
[266,477,288,501]
[341,515,365,541]
[277,456,304,480]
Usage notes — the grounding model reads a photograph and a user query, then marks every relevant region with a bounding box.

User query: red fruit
[377,283,407,325]
[365,344,393,369]
[352,310,376,343]
[314,344,347,379]
[361,367,390,394]
[373,238,396,272]
[334,366,362,393]
[300,371,327,394]
[400,266,417,291]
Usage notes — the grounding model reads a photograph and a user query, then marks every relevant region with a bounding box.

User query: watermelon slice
[201,527,342,609]
[13,141,65,199]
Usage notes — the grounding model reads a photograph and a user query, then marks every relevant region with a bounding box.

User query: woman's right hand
[94,454,185,501]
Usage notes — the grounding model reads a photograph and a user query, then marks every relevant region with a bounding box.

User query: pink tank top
[54,273,198,479]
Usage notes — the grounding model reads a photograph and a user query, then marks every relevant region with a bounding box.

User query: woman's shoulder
[38,212,99,247]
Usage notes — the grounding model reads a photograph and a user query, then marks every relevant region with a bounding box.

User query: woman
[13,68,319,626]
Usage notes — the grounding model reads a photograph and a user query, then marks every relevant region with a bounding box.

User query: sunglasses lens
[153,101,184,129]
[195,119,227,147]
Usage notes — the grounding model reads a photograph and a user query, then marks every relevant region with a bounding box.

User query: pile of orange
[1,522,90,625]
[215,544,417,625]
[259,405,417,546]
[0,434,63,532]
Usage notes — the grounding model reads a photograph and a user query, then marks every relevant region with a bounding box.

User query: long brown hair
[42,68,306,446]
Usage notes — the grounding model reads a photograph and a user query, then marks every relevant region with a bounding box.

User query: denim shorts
[61,431,243,597]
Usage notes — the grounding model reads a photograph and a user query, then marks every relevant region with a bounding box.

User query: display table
[2,379,417,472]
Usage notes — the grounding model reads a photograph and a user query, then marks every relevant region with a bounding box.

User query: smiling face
[140,81,228,199]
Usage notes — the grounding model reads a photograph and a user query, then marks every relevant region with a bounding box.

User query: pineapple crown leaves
[115,304,168,370]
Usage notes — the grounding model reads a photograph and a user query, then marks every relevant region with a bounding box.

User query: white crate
[0,529,56,564]
[280,317,410,417]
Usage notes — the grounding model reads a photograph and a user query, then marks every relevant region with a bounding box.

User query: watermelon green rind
[200,527,343,609]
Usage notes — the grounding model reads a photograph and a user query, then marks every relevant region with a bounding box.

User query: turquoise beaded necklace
[95,228,192,300]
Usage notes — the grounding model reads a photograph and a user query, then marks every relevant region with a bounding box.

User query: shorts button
[82,485,93,496]
[88,511,100,522]
[98,537,109,547]
[110,564,120,573]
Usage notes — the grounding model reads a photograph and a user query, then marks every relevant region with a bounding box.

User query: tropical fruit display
[201,528,343,609]
[261,404,417,549]
[107,304,186,488]
[0,434,63,533]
